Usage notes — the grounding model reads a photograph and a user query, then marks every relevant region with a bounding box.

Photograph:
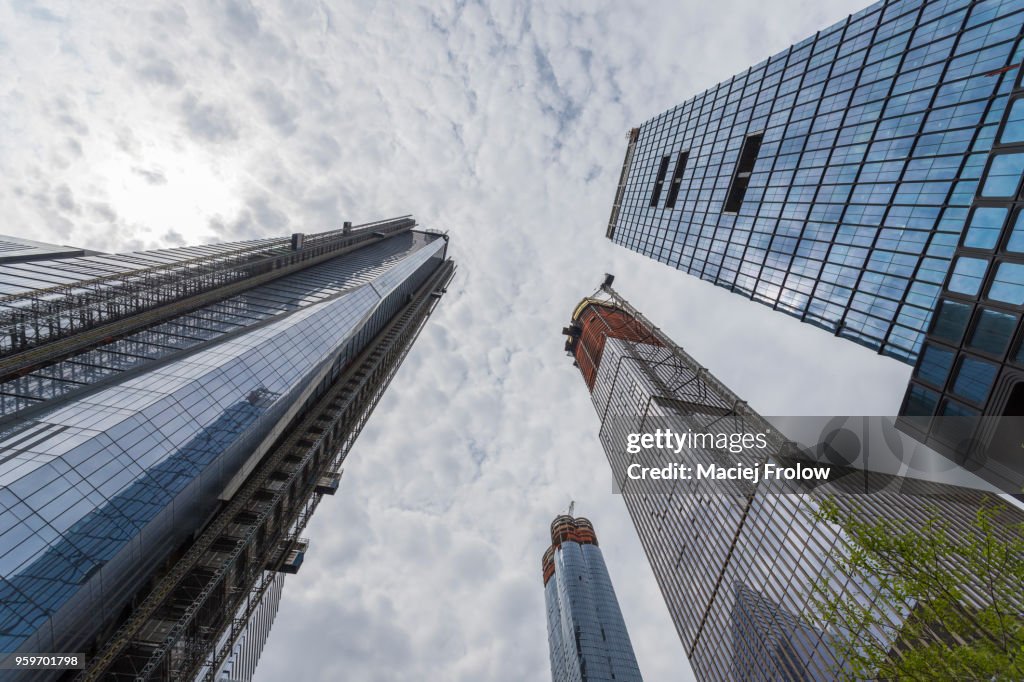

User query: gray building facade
[563,282,1023,680]
[604,0,1024,491]
[0,218,454,680]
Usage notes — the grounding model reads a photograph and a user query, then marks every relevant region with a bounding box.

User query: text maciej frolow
[626,462,832,483]
[623,428,831,483]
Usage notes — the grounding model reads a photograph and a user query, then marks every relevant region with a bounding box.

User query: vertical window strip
[665,152,690,209]
[724,133,765,213]
[650,156,670,207]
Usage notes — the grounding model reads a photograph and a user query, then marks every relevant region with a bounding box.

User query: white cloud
[0,0,907,680]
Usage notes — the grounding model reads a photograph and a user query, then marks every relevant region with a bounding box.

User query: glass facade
[564,290,1024,680]
[0,236,88,264]
[900,63,1024,494]
[606,0,1023,364]
[0,223,451,679]
[542,516,643,682]
[731,583,837,681]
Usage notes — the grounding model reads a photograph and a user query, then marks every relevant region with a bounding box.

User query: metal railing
[0,218,414,380]
[606,128,639,239]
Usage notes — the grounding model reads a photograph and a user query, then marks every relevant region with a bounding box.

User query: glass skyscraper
[542,514,643,682]
[0,218,454,681]
[604,0,1024,492]
[900,44,1024,493]
[563,280,1024,680]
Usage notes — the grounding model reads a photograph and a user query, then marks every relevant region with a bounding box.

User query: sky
[0,0,915,680]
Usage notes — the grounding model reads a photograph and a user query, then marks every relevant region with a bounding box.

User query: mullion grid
[899,55,1024,487]
[612,0,1022,366]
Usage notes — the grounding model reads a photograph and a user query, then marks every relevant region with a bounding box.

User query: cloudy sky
[0,0,914,679]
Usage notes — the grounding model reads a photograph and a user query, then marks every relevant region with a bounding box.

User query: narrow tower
[542,514,643,682]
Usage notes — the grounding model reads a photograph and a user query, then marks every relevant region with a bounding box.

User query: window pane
[948,257,988,296]
[931,299,971,343]
[935,399,979,443]
[1000,98,1024,144]
[904,384,939,416]
[963,207,1007,250]
[968,309,1016,356]
[1008,211,1024,253]
[940,400,978,418]
[951,357,998,404]
[915,344,955,387]
[987,262,1024,304]
[981,153,1024,197]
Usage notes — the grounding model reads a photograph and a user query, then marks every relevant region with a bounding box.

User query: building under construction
[542,513,643,682]
[0,217,454,681]
[563,278,1024,680]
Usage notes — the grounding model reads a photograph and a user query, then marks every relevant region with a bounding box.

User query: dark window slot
[724,133,763,213]
[990,382,1024,469]
[650,156,670,207]
[665,152,689,209]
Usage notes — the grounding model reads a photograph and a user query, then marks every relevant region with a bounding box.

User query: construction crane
[568,500,575,517]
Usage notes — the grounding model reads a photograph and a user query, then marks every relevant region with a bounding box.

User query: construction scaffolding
[73,254,456,681]
[605,128,639,240]
[0,217,414,380]
[573,278,788,452]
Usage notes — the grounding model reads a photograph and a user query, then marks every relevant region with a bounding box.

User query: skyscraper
[562,279,1024,680]
[604,0,1024,492]
[730,583,835,682]
[900,40,1024,492]
[542,514,643,682]
[0,217,454,681]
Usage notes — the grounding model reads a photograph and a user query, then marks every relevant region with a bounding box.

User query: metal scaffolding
[73,254,456,681]
[0,217,414,380]
[605,128,638,240]
[588,279,788,451]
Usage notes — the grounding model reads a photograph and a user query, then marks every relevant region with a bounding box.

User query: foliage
[811,496,1024,681]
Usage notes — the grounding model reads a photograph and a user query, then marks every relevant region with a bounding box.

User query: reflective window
[940,399,979,418]
[980,153,1024,197]
[968,309,1017,356]
[1000,98,1024,143]
[931,299,971,343]
[904,384,939,416]
[951,356,998,404]
[915,344,954,387]
[934,398,980,444]
[962,207,1008,250]
[1007,211,1024,253]
[947,257,988,296]
[987,262,1024,304]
